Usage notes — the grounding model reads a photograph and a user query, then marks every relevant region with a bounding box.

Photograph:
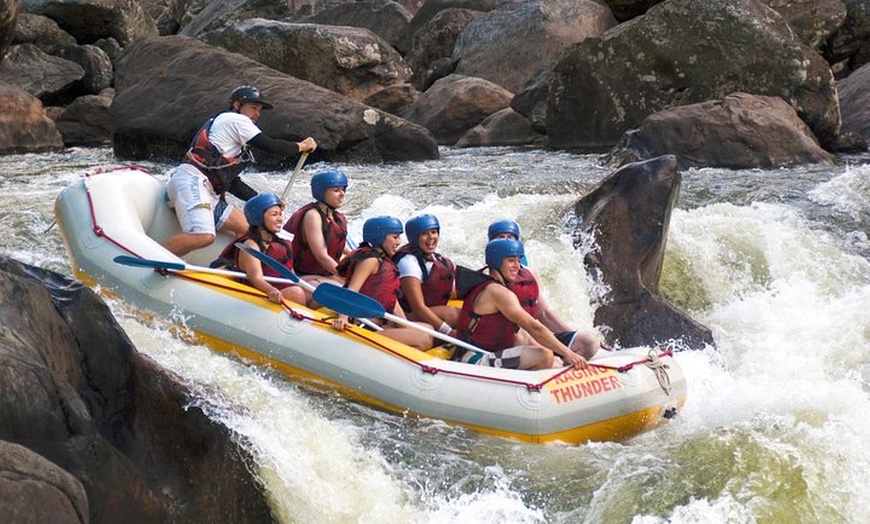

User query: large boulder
[0,43,84,104]
[0,82,64,153]
[404,7,480,89]
[825,0,870,76]
[403,73,513,145]
[0,0,20,59]
[111,35,439,164]
[455,107,545,147]
[573,155,714,349]
[0,257,274,523]
[765,0,846,52]
[452,0,616,93]
[11,12,76,53]
[548,0,841,152]
[296,0,412,49]
[839,62,870,139]
[606,93,837,169]
[204,19,412,102]
[395,0,501,54]
[24,0,158,46]
[55,89,113,146]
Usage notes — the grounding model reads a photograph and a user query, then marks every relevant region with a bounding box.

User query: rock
[0,256,274,523]
[0,441,88,524]
[766,0,847,52]
[11,12,76,53]
[838,62,870,139]
[55,43,113,94]
[452,0,616,93]
[55,90,113,146]
[0,43,85,105]
[605,93,837,169]
[363,83,420,117]
[0,82,64,154]
[548,0,841,152]
[602,0,662,22]
[24,0,159,46]
[395,0,501,54]
[297,0,412,49]
[404,7,480,90]
[0,0,21,60]
[111,35,438,164]
[403,73,513,145]
[572,155,714,349]
[203,19,412,102]
[824,0,870,76]
[455,107,545,147]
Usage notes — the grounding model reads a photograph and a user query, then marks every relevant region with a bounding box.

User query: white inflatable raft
[54,166,686,445]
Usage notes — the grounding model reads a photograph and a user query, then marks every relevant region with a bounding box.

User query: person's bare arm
[491,286,587,368]
[301,209,339,276]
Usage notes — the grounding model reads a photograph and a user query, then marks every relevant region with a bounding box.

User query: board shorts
[456,331,578,369]
[555,331,578,347]
[458,346,524,369]
[166,163,232,235]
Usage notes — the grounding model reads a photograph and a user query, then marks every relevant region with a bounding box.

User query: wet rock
[838,62,870,140]
[455,107,545,147]
[0,256,274,523]
[606,93,836,169]
[55,89,113,146]
[573,155,714,349]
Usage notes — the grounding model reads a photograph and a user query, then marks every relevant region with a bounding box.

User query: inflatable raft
[54,166,686,445]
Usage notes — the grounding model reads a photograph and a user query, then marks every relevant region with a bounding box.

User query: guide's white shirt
[208,112,262,158]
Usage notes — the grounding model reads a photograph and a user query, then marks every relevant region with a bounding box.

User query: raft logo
[547,367,622,405]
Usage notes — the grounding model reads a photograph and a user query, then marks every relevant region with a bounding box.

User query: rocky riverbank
[1,0,868,167]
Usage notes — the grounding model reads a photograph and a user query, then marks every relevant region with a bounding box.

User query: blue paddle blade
[114,255,185,271]
[235,242,300,283]
[312,284,386,319]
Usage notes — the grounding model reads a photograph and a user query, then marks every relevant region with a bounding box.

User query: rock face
[0,82,64,153]
[0,257,274,524]
[204,19,413,101]
[548,0,841,151]
[838,62,870,139]
[111,35,439,164]
[452,0,616,93]
[606,93,837,169]
[573,155,714,349]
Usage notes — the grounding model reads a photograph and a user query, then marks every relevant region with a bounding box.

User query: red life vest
[337,246,400,312]
[283,202,347,276]
[217,233,294,289]
[507,267,539,318]
[394,245,456,313]
[184,113,252,194]
[456,278,518,351]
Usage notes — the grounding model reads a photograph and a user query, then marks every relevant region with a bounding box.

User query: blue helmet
[485,238,524,271]
[311,170,348,202]
[363,216,403,247]
[244,193,283,227]
[230,86,273,110]
[405,214,440,248]
[487,219,521,240]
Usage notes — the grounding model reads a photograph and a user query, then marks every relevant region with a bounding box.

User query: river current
[1,146,868,523]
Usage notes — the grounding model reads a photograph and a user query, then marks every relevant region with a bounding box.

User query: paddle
[280,151,309,203]
[114,255,299,287]
[312,283,492,358]
[235,242,383,331]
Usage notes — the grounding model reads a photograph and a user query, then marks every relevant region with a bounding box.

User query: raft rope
[645,348,672,395]
[81,168,677,394]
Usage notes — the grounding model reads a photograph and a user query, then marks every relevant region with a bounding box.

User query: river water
[1,146,868,523]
